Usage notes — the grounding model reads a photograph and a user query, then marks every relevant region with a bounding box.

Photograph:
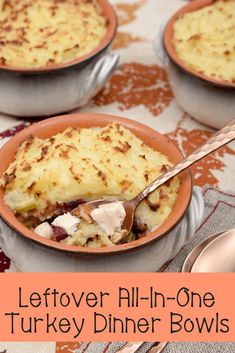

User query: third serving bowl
[154,0,235,129]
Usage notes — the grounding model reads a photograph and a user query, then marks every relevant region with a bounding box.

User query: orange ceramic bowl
[164,0,235,89]
[0,113,192,255]
[0,0,118,117]
[0,0,117,74]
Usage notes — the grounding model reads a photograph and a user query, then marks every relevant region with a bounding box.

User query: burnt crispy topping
[22,134,34,152]
[2,169,16,186]
[59,148,69,159]
[145,197,160,211]
[101,135,112,142]
[65,128,77,138]
[27,181,36,192]
[0,57,6,65]
[37,146,49,161]
[139,154,146,160]
[67,144,78,151]
[165,179,172,187]
[49,137,55,144]
[69,166,82,183]
[97,170,107,186]
[114,141,131,153]
[22,163,31,172]
[159,189,169,200]
[119,179,133,191]
[189,33,202,41]
[160,164,170,173]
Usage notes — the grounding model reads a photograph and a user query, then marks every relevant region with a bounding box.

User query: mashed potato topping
[173,0,235,83]
[0,123,180,247]
[0,0,107,68]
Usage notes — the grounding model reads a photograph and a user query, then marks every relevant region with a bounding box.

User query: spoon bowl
[182,231,223,272]
[191,229,235,272]
[73,196,142,243]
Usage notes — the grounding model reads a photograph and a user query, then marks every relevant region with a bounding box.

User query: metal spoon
[114,341,167,353]
[182,231,223,272]
[114,342,143,353]
[79,118,235,240]
[146,342,168,353]
[191,229,235,272]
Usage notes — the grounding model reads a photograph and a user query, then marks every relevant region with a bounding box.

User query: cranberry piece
[55,199,86,213]
[53,226,69,241]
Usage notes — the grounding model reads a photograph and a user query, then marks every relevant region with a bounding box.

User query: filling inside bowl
[173,0,235,83]
[0,123,180,248]
[0,0,108,68]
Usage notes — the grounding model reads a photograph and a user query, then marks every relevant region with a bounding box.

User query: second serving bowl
[0,0,119,117]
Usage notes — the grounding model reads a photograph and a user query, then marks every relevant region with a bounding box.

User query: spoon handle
[138,118,235,200]
[114,342,143,353]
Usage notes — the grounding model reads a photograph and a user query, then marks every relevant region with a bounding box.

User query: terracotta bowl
[0,0,119,117]
[0,113,192,255]
[0,0,117,74]
[164,0,235,89]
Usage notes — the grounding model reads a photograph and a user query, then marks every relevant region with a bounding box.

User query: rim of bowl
[164,0,235,89]
[0,0,117,74]
[0,113,192,255]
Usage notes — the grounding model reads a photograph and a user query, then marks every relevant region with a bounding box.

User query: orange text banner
[0,273,234,342]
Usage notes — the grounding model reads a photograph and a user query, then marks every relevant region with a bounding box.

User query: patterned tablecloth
[0,0,234,352]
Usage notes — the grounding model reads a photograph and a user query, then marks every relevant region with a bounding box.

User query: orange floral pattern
[56,342,81,353]
[166,115,235,187]
[112,32,142,50]
[112,0,146,49]
[94,62,173,116]
[114,0,146,25]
